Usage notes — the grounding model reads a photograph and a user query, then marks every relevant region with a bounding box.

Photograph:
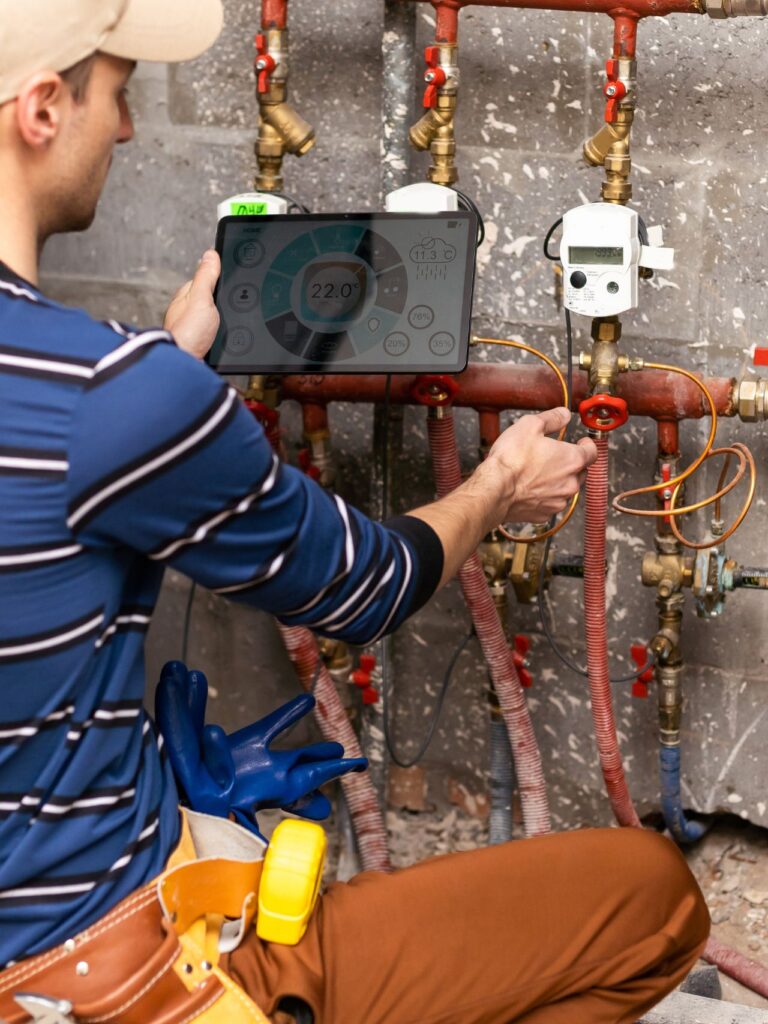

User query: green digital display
[230,201,268,216]
[569,246,624,265]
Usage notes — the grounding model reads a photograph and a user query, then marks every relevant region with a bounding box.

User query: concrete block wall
[41,0,768,830]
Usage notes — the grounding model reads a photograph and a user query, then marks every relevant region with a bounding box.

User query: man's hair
[59,54,97,103]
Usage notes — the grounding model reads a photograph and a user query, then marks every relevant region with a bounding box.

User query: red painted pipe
[301,401,329,436]
[423,0,698,23]
[427,410,551,837]
[262,0,287,29]
[280,366,736,421]
[612,12,638,57]
[656,419,680,458]
[478,409,502,449]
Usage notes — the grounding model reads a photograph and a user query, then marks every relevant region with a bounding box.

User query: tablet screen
[207,212,477,374]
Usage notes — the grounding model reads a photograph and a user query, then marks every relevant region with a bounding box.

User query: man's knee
[611,828,710,953]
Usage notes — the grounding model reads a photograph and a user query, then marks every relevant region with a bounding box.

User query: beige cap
[0,0,224,105]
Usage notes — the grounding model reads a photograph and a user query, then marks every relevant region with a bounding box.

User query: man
[0,2,709,1022]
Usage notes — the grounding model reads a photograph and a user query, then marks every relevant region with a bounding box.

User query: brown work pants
[225,826,710,1024]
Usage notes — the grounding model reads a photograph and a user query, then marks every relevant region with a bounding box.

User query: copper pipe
[262,0,287,28]
[420,0,699,17]
[280,366,736,420]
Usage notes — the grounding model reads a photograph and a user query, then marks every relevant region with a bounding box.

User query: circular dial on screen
[261,225,408,364]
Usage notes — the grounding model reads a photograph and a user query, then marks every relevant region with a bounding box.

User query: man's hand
[407,407,598,588]
[482,407,598,524]
[163,249,221,359]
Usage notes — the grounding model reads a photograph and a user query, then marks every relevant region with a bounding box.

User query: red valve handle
[578,394,628,432]
[753,347,768,366]
[362,686,380,705]
[359,654,377,673]
[630,643,653,699]
[246,399,279,429]
[423,45,447,109]
[409,374,459,407]
[297,448,321,482]
[512,634,533,688]
[255,33,276,94]
[351,669,371,689]
[604,58,627,124]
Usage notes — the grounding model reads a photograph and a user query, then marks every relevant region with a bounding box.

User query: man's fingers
[190,249,221,298]
[576,436,599,466]
[533,406,571,435]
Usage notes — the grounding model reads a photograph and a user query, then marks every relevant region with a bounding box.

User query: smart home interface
[208,212,477,374]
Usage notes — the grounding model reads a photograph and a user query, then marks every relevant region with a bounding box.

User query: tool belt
[0,810,271,1024]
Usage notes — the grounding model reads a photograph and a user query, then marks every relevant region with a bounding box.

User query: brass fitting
[255,29,315,192]
[583,113,633,168]
[588,317,622,393]
[509,537,549,605]
[657,663,683,745]
[409,102,454,152]
[641,552,694,596]
[705,0,768,15]
[408,44,459,187]
[736,377,768,422]
[602,135,633,205]
[245,374,281,408]
[480,530,508,588]
[304,429,336,489]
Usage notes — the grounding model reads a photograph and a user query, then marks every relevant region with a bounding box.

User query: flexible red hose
[584,435,642,828]
[584,437,768,995]
[253,404,391,872]
[427,411,551,837]
[277,624,392,873]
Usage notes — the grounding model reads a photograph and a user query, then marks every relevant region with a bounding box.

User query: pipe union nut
[739,377,768,420]
[705,0,728,18]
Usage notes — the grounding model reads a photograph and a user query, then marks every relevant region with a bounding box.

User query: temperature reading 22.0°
[302,261,368,320]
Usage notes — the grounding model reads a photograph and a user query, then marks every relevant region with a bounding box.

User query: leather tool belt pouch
[0,810,271,1024]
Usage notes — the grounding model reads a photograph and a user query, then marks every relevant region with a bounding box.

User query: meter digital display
[208,212,477,374]
[568,246,624,265]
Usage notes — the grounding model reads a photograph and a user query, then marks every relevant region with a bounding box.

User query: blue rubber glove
[155,660,367,836]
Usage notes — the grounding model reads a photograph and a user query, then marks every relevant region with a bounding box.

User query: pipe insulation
[426,410,551,837]
[659,746,708,844]
[489,718,515,844]
[277,624,392,872]
[583,435,642,828]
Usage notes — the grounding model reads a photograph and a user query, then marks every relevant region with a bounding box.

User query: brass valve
[641,551,694,596]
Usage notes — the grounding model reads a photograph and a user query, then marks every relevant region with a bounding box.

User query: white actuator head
[217,192,289,221]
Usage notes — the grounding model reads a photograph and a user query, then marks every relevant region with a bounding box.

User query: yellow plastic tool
[256,819,327,946]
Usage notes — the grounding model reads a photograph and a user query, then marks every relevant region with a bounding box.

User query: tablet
[207,211,477,374]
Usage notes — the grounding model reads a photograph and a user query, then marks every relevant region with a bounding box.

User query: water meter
[560,203,674,317]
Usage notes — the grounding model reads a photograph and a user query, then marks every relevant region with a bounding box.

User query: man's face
[46,54,135,235]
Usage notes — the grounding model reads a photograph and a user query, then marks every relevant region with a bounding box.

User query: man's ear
[14,72,69,149]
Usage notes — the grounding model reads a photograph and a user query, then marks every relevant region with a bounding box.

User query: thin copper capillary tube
[669,443,756,550]
[613,362,718,518]
[472,336,578,543]
[714,452,732,522]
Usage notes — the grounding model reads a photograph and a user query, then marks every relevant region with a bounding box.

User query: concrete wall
[41,0,768,830]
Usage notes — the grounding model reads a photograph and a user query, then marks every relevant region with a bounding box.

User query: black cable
[453,188,485,249]
[181,580,197,663]
[543,216,563,263]
[276,192,311,214]
[382,628,476,769]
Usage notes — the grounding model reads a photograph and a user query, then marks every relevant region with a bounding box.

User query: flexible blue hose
[659,745,708,844]
[489,718,515,845]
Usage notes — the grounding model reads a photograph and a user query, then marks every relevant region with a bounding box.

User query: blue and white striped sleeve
[65,335,443,644]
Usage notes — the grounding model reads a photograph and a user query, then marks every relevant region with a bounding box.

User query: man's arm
[408,408,597,587]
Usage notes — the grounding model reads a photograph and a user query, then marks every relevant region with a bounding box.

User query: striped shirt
[0,260,442,966]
